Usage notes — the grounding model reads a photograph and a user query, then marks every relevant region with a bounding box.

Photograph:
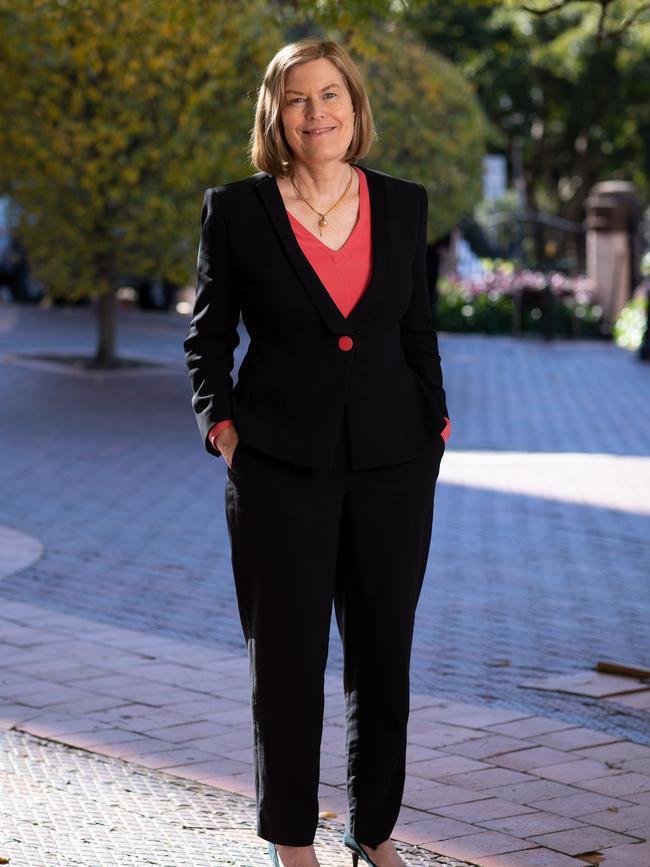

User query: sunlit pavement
[1,300,649,867]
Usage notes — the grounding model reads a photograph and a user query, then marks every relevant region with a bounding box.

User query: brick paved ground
[1,302,648,738]
[1,299,649,866]
[1,598,649,866]
[0,727,474,867]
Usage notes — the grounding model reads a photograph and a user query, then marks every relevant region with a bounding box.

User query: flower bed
[435,260,604,338]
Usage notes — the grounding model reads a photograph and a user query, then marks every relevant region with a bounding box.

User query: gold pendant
[318,215,327,228]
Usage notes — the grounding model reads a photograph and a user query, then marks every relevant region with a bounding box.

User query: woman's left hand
[215,426,240,469]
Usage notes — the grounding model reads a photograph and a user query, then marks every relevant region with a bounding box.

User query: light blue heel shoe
[267,841,281,865]
[342,828,378,866]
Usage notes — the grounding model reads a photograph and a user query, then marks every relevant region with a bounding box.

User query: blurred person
[184,38,451,867]
[426,232,451,323]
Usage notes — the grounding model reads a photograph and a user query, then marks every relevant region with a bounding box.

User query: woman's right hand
[215,426,240,469]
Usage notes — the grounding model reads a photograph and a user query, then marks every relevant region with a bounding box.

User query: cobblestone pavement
[1,728,474,867]
[1,299,650,866]
[1,302,649,741]
[1,599,649,867]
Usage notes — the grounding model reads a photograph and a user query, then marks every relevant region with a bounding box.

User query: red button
[338,335,354,351]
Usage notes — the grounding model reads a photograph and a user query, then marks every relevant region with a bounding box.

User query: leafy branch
[517,0,650,42]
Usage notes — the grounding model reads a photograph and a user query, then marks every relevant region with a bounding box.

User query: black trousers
[224,408,445,848]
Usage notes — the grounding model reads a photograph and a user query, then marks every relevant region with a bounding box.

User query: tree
[355,25,489,240]
[407,0,650,221]
[268,3,490,240]
[515,0,650,42]
[0,0,487,365]
[0,0,280,366]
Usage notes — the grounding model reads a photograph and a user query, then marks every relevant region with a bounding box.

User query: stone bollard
[584,181,642,333]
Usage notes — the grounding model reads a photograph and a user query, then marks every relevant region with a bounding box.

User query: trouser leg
[224,431,347,846]
[334,435,445,850]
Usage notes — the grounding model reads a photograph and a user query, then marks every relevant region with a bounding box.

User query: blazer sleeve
[183,187,241,457]
[400,183,449,422]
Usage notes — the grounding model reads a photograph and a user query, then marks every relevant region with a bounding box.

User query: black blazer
[183,162,450,471]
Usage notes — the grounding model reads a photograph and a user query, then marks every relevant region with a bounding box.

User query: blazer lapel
[255,163,391,335]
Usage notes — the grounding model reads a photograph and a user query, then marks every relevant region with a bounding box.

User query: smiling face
[281,57,356,169]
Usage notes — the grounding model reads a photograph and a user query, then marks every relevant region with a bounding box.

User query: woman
[184,38,451,867]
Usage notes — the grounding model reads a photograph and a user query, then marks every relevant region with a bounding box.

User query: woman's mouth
[302,126,336,136]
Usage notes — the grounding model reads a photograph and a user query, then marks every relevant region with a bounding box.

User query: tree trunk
[94,290,117,368]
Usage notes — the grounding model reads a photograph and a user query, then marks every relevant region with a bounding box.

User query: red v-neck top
[286,165,372,318]
[207,165,450,449]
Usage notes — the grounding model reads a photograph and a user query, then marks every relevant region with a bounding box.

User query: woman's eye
[288,93,337,104]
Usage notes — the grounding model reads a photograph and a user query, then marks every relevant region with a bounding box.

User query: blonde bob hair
[249,38,377,177]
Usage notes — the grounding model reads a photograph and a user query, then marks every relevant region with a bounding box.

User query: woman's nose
[305,99,324,119]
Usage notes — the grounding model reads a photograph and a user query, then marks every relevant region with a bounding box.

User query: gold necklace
[290,166,354,236]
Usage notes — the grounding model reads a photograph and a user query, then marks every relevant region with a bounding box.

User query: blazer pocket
[404,364,446,425]
[230,440,245,470]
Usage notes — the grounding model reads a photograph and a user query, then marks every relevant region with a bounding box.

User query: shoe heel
[342,828,377,867]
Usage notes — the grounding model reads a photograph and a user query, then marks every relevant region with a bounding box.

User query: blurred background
[1,0,649,357]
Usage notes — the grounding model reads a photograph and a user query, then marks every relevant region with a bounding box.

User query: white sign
[483,155,507,202]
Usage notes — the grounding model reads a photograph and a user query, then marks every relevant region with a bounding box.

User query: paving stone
[408,744,454,763]
[483,781,590,804]
[519,671,650,698]
[526,791,635,818]
[442,735,534,760]
[485,720,581,740]
[529,824,643,855]
[529,758,626,784]
[622,757,650,775]
[436,768,536,790]
[403,784,490,810]
[408,755,491,779]
[488,747,582,772]
[575,803,650,834]
[432,799,537,823]
[2,306,650,865]
[476,810,586,837]
[477,850,588,866]
[628,790,650,805]
[529,726,622,751]
[584,841,650,867]
[604,690,650,711]
[573,772,650,797]
[409,724,484,749]
[572,741,650,763]
[392,815,486,845]
[420,830,537,858]
[0,728,472,867]
[424,706,531,728]
[1,307,649,745]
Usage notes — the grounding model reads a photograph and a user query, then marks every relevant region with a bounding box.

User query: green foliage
[614,288,648,350]
[354,25,488,240]
[0,0,487,310]
[504,0,650,42]
[0,0,281,300]
[266,7,489,241]
[407,0,650,216]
